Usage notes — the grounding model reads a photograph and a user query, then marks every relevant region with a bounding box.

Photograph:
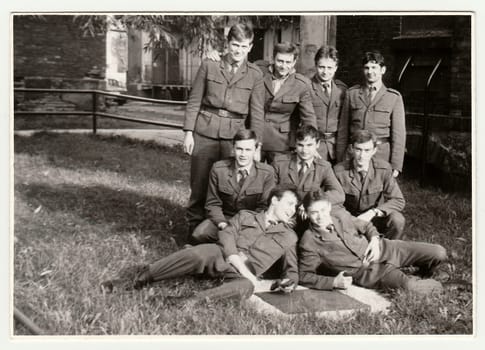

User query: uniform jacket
[272,153,344,205]
[260,67,317,152]
[218,210,299,284]
[333,158,405,216]
[183,56,265,141]
[335,84,406,171]
[298,209,379,290]
[310,77,347,161]
[205,159,276,226]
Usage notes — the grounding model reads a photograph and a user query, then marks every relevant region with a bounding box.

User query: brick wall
[14,15,106,80]
[336,15,401,87]
[336,15,471,120]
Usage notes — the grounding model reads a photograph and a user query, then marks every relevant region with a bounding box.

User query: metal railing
[14,88,186,133]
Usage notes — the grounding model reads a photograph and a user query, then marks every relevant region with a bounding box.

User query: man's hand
[332,271,352,290]
[270,278,296,293]
[357,210,376,223]
[392,169,400,178]
[183,131,194,155]
[363,236,381,266]
[217,222,228,230]
[206,50,221,62]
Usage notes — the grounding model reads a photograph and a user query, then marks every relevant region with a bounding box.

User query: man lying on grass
[101,187,299,302]
[298,191,447,295]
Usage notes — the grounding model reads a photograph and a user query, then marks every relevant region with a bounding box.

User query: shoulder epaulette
[213,159,232,168]
[314,157,333,167]
[295,73,311,84]
[247,61,264,75]
[372,158,393,170]
[273,153,292,163]
[254,161,274,172]
[334,79,348,89]
[348,84,361,91]
[386,87,402,96]
[333,160,350,173]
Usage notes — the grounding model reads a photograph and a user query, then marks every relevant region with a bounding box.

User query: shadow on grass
[16,182,186,238]
[14,132,190,185]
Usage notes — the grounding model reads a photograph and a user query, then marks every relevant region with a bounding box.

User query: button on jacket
[335,84,406,171]
[205,159,276,226]
[218,210,299,284]
[272,153,345,205]
[299,209,379,290]
[333,158,405,216]
[261,69,317,152]
[309,77,347,161]
[183,56,265,141]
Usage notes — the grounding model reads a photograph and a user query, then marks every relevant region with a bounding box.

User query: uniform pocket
[282,95,299,103]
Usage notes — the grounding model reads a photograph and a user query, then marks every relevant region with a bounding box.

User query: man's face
[227,38,253,63]
[273,52,297,78]
[272,191,298,224]
[316,57,338,83]
[307,200,333,231]
[351,140,377,169]
[295,136,320,162]
[234,139,257,168]
[363,61,386,85]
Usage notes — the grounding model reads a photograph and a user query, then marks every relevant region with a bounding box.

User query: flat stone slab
[247,285,391,319]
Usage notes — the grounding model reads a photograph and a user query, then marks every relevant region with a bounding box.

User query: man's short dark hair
[268,185,300,206]
[362,51,385,67]
[314,45,339,65]
[273,42,299,61]
[296,125,320,142]
[233,129,257,144]
[351,129,378,147]
[227,23,254,43]
[302,191,331,211]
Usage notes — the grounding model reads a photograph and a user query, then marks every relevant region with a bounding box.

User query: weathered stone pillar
[296,15,337,77]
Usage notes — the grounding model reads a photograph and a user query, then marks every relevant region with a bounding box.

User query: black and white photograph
[7,1,480,345]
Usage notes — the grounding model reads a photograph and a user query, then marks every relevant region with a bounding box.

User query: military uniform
[183,56,265,228]
[334,158,406,239]
[298,208,447,291]
[146,210,299,297]
[260,67,317,159]
[309,77,347,162]
[272,153,344,205]
[335,84,406,172]
[191,159,276,243]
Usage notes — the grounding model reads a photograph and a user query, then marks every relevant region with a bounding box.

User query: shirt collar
[366,80,382,92]
[236,163,252,175]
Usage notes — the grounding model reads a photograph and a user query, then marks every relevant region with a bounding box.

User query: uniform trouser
[371,211,405,240]
[191,218,220,244]
[317,139,336,164]
[353,239,447,290]
[186,133,233,228]
[148,244,254,301]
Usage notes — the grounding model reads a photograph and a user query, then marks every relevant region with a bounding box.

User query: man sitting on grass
[101,187,299,303]
[298,191,447,295]
[190,129,275,244]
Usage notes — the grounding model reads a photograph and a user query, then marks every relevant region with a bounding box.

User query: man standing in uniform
[183,23,265,233]
[336,51,406,177]
[309,45,347,163]
[259,42,317,164]
[101,188,300,302]
[190,129,276,244]
[334,130,405,240]
[298,192,446,295]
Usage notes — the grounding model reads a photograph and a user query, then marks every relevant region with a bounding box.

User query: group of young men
[101,23,448,303]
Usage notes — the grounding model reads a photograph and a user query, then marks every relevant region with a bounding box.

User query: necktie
[368,86,377,102]
[238,169,248,188]
[359,170,367,184]
[229,62,238,79]
[322,82,330,97]
[298,161,308,180]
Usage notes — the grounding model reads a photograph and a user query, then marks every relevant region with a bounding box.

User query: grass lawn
[13,132,473,335]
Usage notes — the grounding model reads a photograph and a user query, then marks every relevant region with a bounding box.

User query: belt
[201,106,245,119]
[377,137,390,144]
[320,132,336,140]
